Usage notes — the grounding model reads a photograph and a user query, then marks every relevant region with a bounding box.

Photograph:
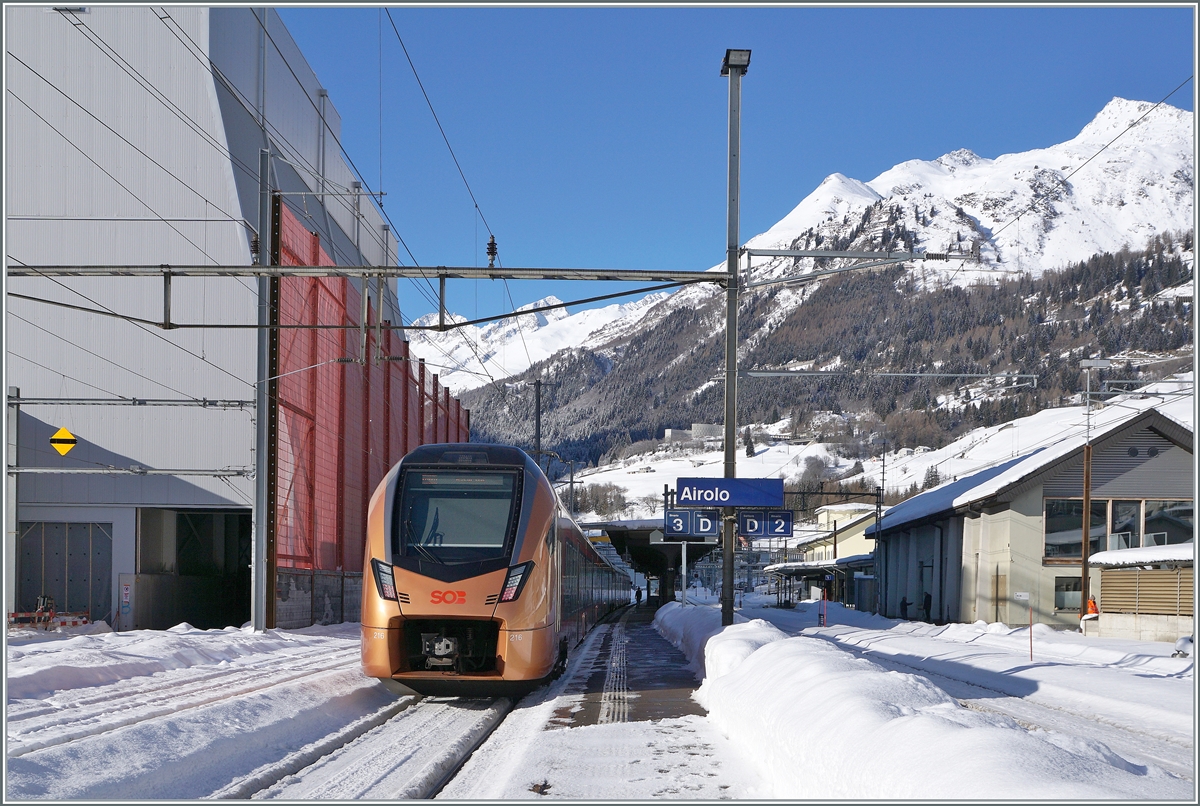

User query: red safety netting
[274,201,469,572]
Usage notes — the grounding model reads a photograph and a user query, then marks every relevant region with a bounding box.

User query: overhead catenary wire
[9,13,471,486]
[385,9,494,239]
[25,9,477,408]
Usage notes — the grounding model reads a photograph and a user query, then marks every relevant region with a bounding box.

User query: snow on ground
[5,622,406,800]
[436,617,762,800]
[6,597,1196,800]
[654,593,1195,800]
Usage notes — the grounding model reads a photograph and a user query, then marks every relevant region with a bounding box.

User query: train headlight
[371,559,398,601]
[499,561,534,603]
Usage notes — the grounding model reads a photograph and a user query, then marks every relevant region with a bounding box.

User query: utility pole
[6,387,18,615]
[252,148,271,632]
[720,48,750,627]
[1080,358,1110,618]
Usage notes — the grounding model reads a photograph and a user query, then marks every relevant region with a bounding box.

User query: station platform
[547,603,704,728]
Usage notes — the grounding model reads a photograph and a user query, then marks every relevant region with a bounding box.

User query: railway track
[7,646,360,757]
[238,696,514,800]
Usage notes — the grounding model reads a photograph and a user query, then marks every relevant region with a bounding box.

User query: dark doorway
[134,508,251,630]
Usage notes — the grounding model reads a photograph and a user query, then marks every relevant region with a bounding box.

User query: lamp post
[1079,358,1111,619]
[721,47,750,627]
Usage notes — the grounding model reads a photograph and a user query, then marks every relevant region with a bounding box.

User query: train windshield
[396,469,519,564]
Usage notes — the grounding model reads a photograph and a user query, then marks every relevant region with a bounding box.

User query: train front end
[360,444,561,697]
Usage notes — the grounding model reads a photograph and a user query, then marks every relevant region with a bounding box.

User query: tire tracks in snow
[7,646,358,757]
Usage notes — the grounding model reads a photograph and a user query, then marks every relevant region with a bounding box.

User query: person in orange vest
[1086,595,1099,616]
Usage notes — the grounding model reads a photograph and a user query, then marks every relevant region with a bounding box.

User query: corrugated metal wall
[1044,429,1191,499]
[1100,567,1194,616]
[7,6,256,509]
[7,6,469,628]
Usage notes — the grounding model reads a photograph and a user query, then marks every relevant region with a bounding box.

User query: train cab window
[396,469,520,565]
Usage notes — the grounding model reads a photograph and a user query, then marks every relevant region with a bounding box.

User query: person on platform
[1086,595,1099,616]
[635,587,642,606]
[923,591,933,622]
[899,597,910,619]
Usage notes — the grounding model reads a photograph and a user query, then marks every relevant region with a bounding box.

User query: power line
[385,9,494,238]
[36,8,501,405]
[32,9,460,403]
[6,50,253,240]
[8,258,253,394]
[6,91,227,268]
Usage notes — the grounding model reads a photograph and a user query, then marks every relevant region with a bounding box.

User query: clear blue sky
[278,5,1195,324]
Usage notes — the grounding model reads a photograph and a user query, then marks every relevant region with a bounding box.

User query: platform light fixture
[721,49,751,75]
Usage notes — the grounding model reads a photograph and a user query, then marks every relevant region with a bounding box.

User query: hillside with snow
[567,375,1193,523]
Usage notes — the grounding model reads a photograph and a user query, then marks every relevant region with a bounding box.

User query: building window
[1044,499,1105,558]
[1144,500,1194,545]
[1054,576,1082,611]
[1108,500,1141,551]
[1045,498,1194,559]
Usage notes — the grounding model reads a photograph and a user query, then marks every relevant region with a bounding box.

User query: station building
[867,405,1193,635]
[5,7,468,630]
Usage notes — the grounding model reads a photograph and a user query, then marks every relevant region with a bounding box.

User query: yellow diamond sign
[50,427,78,456]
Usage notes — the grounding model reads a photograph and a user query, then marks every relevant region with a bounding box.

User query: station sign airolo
[674,477,784,508]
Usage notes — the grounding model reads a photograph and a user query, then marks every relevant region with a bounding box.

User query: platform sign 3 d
[664,508,720,541]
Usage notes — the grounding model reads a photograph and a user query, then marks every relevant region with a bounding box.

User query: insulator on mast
[486,235,498,268]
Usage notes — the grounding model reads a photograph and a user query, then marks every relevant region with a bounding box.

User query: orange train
[361,443,629,696]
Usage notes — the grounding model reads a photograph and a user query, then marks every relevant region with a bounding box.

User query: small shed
[1086,542,1193,642]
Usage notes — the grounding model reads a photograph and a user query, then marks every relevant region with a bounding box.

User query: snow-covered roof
[867,451,1037,537]
[1089,542,1194,568]
[816,502,877,514]
[764,553,874,575]
[869,404,1192,537]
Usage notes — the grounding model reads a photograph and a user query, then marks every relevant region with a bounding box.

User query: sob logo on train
[430,590,468,604]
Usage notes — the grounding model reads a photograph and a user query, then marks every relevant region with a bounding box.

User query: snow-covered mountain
[744,97,1193,287]
[406,293,669,392]
[409,97,1193,392]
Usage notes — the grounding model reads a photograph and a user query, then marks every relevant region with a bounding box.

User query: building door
[18,522,112,622]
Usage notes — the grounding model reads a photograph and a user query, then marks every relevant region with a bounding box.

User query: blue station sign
[664,509,720,541]
[738,509,794,538]
[675,477,784,508]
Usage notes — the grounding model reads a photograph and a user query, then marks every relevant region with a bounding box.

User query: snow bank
[698,636,1184,799]
[652,602,737,677]
[6,622,359,700]
[657,598,1191,799]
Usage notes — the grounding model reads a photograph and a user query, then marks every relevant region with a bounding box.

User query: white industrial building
[4,6,417,629]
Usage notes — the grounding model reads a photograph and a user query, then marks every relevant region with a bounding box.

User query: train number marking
[373,631,386,640]
[509,633,523,641]
[430,589,468,604]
